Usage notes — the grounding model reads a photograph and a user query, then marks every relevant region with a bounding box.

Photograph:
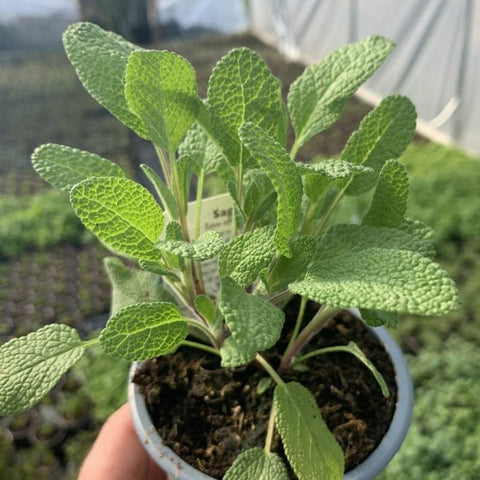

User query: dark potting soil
[133,298,397,478]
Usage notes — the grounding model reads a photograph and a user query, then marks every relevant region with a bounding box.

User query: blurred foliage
[380,337,480,479]
[0,190,91,260]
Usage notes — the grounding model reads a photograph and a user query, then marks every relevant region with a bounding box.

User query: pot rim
[128,309,413,480]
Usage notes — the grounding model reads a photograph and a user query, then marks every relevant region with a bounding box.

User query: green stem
[264,401,276,454]
[185,318,220,350]
[82,337,100,348]
[155,146,172,189]
[295,341,390,397]
[279,305,341,374]
[290,138,301,160]
[181,340,220,357]
[281,296,307,363]
[312,183,348,238]
[256,354,284,386]
[193,169,206,293]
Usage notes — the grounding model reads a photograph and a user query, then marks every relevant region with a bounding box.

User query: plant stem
[278,305,341,374]
[281,296,307,363]
[256,354,284,386]
[82,337,99,348]
[155,145,172,188]
[181,340,220,357]
[290,139,300,160]
[185,318,221,350]
[311,183,348,238]
[264,401,276,453]
[295,341,390,397]
[193,169,206,293]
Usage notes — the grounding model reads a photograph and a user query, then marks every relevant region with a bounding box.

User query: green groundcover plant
[0,23,460,479]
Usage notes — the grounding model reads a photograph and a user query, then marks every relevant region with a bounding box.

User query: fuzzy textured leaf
[288,36,394,149]
[290,226,460,315]
[268,236,315,293]
[274,382,344,480]
[99,302,187,360]
[138,259,180,282]
[343,95,416,195]
[239,123,303,256]
[360,309,398,328]
[125,50,199,152]
[243,169,276,222]
[63,22,147,137]
[219,277,284,367]
[0,325,84,416]
[297,159,372,180]
[194,295,216,325]
[363,159,408,227]
[207,47,286,166]
[32,143,125,192]
[156,231,223,262]
[223,447,289,480]
[218,227,276,287]
[104,257,174,315]
[71,177,164,260]
[312,223,435,259]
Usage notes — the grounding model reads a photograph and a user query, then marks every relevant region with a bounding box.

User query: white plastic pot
[128,311,413,480]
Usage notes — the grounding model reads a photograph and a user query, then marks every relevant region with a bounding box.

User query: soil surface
[134,298,397,478]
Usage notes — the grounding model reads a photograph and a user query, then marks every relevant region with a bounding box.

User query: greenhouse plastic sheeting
[157,0,248,33]
[249,0,480,154]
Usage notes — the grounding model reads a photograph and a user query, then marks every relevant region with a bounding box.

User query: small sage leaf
[223,447,289,480]
[218,227,276,287]
[0,325,84,416]
[32,143,125,193]
[125,50,199,152]
[70,177,164,261]
[274,382,344,480]
[63,22,148,138]
[219,277,284,367]
[104,257,175,315]
[239,122,303,256]
[99,302,188,360]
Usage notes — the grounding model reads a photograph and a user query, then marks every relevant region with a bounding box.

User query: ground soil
[133,298,397,478]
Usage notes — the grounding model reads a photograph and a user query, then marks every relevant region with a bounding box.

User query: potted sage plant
[0,23,459,480]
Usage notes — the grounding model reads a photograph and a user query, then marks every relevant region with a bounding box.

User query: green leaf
[219,227,276,287]
[140,164,179,220]
[63,22,147,137]
[138,259,180,282]
[290,226,460,315]
[360,309,398,328]
[243,169,276,223]
[288,36,394,150]
[99,302,188,360]
[70,177,164,261]
[342,95,416,195]
[297,159,373,180]
[223,447,289,480]
[156,230,223,262]
[268,236,315,293]
[178,122,226,176]
[206,47,286,166]
[125,50,199,152]
[274,382,344,480]
[194,294,217,325]
[0,324,84,416]
[313,223,435,259]
[219,277,284,367]
[104,257,175,315]
[32,143,125,192]
[363,159,408,228]
[239,123,303,256]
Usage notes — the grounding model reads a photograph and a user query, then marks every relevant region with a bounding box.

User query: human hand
[79,403,168,480]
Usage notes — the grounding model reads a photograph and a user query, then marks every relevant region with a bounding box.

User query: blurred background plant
[0,1,479,478]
